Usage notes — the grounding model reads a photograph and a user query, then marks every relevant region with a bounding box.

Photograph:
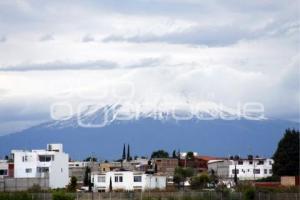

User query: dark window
[257,160,264,165]
[232,169,239,174]
[39,155,53,162]
[238,161,243,165]
[0,169,7,175]
[37,167,49,173]
[254,169,260,174]
[25,168,32,173]
[134,176,142,182]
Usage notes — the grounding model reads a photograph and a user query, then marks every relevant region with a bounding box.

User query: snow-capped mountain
[0,103,297,160]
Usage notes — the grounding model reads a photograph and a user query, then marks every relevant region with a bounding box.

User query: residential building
[91,170,166,192]
[0,160,8,178]
[11,144,69,188]
[69,161,90,186]
[179,155,221,173]
[208,157,274,181]
[153,158,178,177]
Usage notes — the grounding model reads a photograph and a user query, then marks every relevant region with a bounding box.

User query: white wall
[12,144,69,189]
[229,159,273,180]
[92,171,166,192]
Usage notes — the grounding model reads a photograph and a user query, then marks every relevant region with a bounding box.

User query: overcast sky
[0,0,299,134]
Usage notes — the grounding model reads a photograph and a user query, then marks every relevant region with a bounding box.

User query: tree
[186,152,195,160]
[173,167,194,188]
[127,144,131,161]
[109,177,113,192]
[172,150,177,158]
[122,144,126,160]
[151,150,169,158]
[84,156,97,162]
[83,166,91,186]
[190,173,210,189]
[273,129,299,176]
[67,176,77,192]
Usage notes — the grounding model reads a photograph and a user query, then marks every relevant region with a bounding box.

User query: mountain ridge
[0,116,298,160]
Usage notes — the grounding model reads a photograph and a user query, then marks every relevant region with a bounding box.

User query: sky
[0,0,299,135]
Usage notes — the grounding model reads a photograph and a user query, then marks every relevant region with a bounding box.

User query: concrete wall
[0,177,49,192]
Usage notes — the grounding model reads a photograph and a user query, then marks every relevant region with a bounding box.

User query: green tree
[83,166,91,186]
[127,144,132,161]
[122,144,126,160]
[173,167,194,188]
[109,177,113,192]
[84,156,97,162]
[273,129,299,176]
[67,176,77,192]
[190,173,210,189]
[151,150,169,158]
[186,152,195,160]
[172,150,177,158]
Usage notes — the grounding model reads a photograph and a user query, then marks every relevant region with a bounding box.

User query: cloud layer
[0,0,299,134]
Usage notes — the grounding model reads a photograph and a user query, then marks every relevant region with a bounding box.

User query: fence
[9,191,298,200]
[0,177,49,192]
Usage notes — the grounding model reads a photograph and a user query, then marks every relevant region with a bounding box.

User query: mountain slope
[0,118,298,160]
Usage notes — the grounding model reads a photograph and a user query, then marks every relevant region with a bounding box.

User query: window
[238,161,243,165]
[134,176,142,182]
[269,161,272,165]
[269,169,272,174]
[254,169,260,174]
[257,160,264,165]
[264,169,267,174]
[98,176,106,182]
[22,156,28,162]
[25,168,32,173]
[37,167,49,173]
[39,155,53,162]
[232,169,239,174]
[0,169,7,176]
[115,175,123,182]
[249,161,253,165]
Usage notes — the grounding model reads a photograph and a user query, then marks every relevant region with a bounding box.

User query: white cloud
[0,0,299,133]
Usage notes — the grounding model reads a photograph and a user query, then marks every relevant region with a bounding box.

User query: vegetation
[172,150,178,158]
[173,167,194,187]
[151,150,169,158]
[122,144,126,160]
[243,187,255,200]
[83,156,97,162]
[273,129,299,176]
[186,152,195,160]
[52,191,75,200]
[255,175,280,182]
[67,176,77,192]
[27,184,42,193]
[190,173,210,189]
[0,192,32,200]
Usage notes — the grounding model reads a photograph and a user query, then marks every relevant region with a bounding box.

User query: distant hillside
[0,118,298,160]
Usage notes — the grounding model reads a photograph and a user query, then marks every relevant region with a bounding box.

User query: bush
[52,191,75,200]
[27,184,42,193]
[243,188,255,200]
[0,192,32,200]
[190,174,210,190]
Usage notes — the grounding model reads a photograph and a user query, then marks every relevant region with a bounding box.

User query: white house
[11,144,69,188]
[208,157,273,181]
[91,171,166,192]
[0,160,9,178]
